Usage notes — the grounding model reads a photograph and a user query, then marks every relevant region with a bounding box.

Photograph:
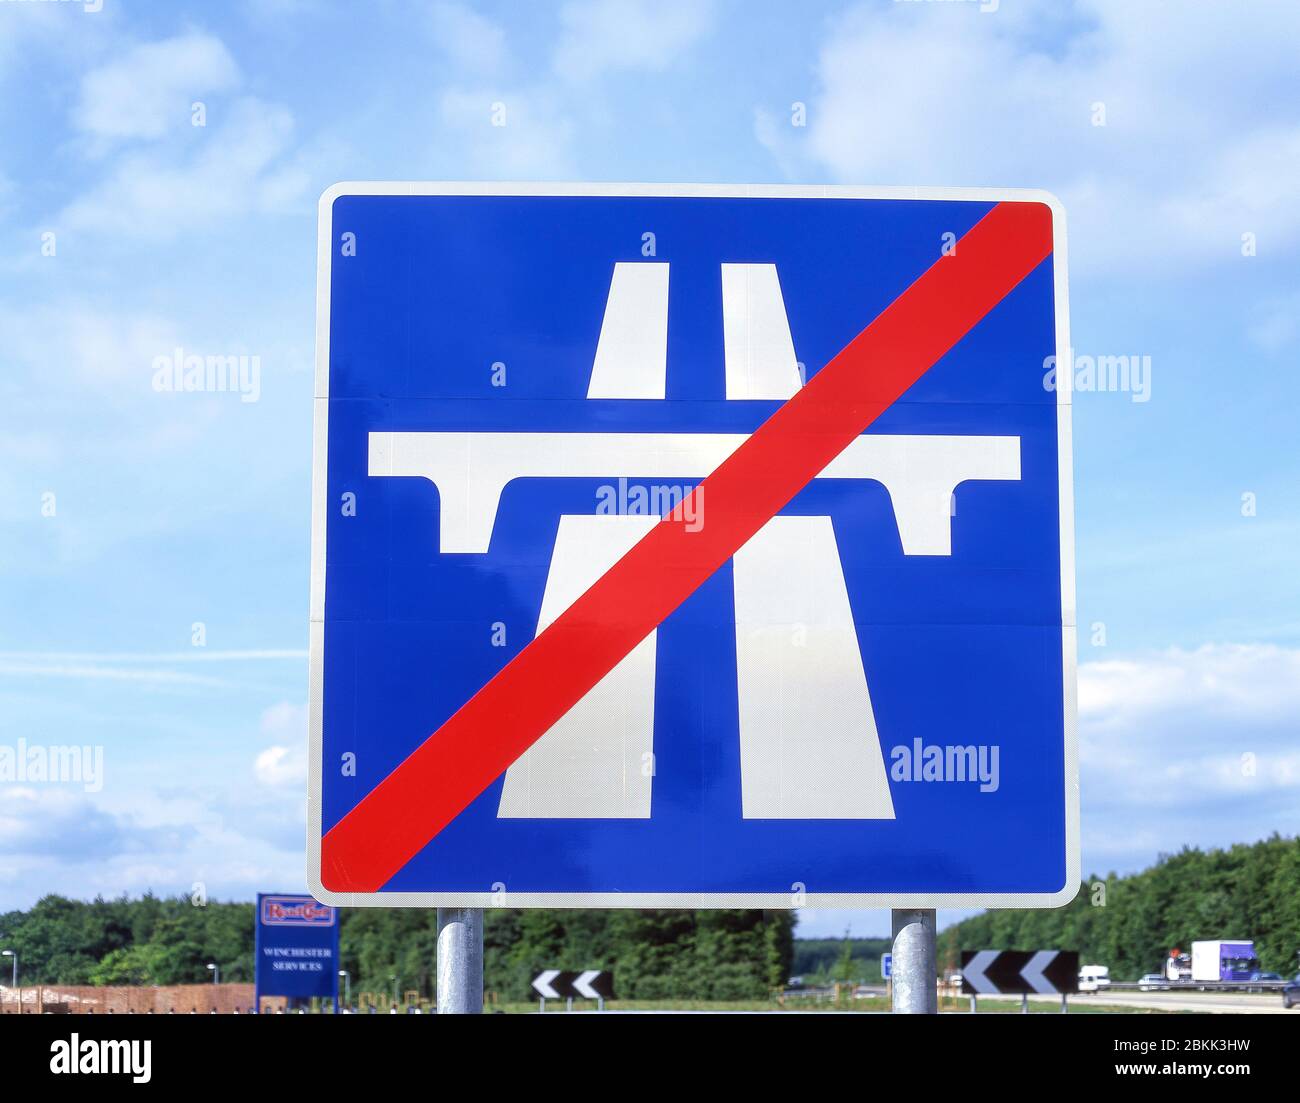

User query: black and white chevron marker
[532,970,578,999]
[573,970,616,1000]
[532,969,616,1002]
[960,950,1079,995]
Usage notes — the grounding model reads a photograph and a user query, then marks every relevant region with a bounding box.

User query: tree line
[0,895,794,1002]
[4,834,1292,998]
[791,936,891,984]
[938,834,1300,980]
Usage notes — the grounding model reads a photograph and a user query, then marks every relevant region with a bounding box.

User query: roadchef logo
[260,896,335,927]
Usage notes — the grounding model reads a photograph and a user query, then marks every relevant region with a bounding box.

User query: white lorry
[1190,940,1259,984]
[1077,964,1111,993]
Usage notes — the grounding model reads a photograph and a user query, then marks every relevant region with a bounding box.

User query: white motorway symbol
[368,263,1022,822]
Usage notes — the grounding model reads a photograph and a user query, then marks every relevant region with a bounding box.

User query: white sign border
[307,182,1078,910]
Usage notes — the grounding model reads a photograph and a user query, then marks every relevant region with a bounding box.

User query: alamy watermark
[151,347,261,403]
[889,738,1000,792]
[0,738,104,792]
[596,478,704,532]
[50,1036,150,1083]
[1043,348,1152,403]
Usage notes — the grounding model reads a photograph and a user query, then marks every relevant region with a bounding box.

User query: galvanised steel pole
[436,908,484,1014]
[890,909,937,1014]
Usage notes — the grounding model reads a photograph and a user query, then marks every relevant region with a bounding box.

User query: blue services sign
[308,184,1078,909]
[254,893,339,1004]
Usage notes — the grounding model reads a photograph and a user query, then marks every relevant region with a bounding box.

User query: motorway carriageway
[980,991,1291,1015]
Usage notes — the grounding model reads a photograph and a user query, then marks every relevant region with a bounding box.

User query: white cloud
[1079,643,1300,728]
[0,786,189,859]
[75,31,240,144]
[553,0,717,82]
[0,662,232,688]
[0,0,102,80]
[0,780,303,909]
[0,651,306,691]
[259,700,306,739]
[437,86,578,177]
[429,0,509,72]
[0,292,317,584]
[757,0,1300,274]
[254,745,305,787]
[1078,643,1300,871]
[254,701,307,788]
[423,0,717,178]
[60,96,306,239]
[0,303,180,391]
[429,0,718,178]
[0,706,312,909]
[37,29,330,242]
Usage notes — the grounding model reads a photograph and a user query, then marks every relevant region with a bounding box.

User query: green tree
[88,945,157,986]
[834,932,856,982]
[938,835,1300,979]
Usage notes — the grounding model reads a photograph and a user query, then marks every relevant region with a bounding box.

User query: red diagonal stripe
[321,200,1054,892]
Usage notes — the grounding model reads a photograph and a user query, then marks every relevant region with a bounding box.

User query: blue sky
[1,0,1297,939]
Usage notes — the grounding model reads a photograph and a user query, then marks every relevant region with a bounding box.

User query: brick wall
[0,983,255,1014]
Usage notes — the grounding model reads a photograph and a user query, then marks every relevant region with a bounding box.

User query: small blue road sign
[254,893,339,1010]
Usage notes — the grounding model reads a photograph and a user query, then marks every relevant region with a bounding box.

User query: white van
[1078,964,1111,993]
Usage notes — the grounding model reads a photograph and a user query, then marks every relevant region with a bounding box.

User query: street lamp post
[1,950,16,989]
[339,970,351,1009]
[206,962,219,985]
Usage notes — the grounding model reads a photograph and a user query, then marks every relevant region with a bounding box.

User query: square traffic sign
[308,184,1077,908]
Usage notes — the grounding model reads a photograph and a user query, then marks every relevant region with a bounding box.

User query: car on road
[1138,973,1167,991]
[1243,970,1283,991]
[1284,976,1300,1009]
[1078,964,1111,993]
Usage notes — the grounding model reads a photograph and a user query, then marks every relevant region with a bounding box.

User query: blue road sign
[308,184,1078,909]
[882,953,892,980]
[254,893,339,1009]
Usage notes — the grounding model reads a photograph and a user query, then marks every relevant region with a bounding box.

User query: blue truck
[1190,940,1260,984]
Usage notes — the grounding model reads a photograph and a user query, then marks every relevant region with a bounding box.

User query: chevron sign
[960,950,1079,995]
[532,970,615,1002]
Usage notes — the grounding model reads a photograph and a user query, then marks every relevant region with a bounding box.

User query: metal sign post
[891,909,937,1014]
[436,908,483,1014]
